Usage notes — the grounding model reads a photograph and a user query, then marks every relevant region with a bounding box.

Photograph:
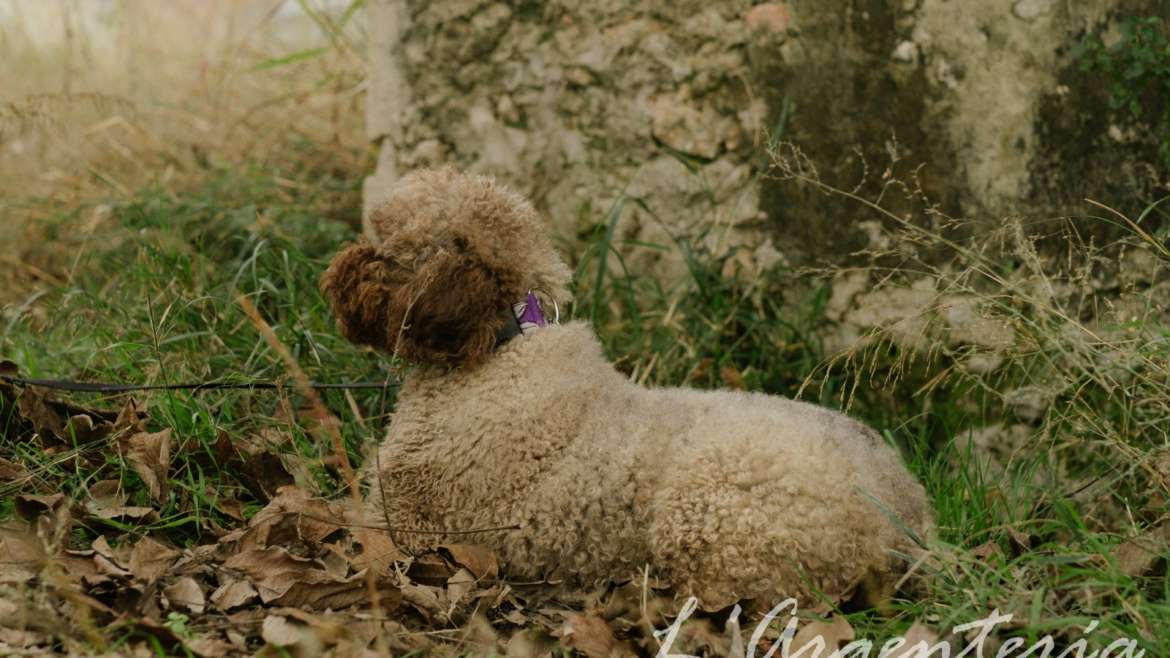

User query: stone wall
[365,0,1168,268]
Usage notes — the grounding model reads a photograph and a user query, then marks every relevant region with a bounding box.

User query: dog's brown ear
[321,239,518,368]
[320,242,401,353]
[398,240,516,367]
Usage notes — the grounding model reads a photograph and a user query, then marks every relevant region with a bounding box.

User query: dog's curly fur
[322,168,932,609]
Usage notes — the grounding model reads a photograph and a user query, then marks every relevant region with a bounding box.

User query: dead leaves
[790,615,856,655]
[86,479,159,523]
[0,456,30,482]
[224,546,375,609]
[211,578,259,611]
[124,428,173,503]
[0,369,975,657]
[0,363,118,447]
[1112,520,1170,578]
[0,366,315,537]
[129,536,181,581]
[561,613,633,658]
[440,543,500,580]
[883,622,950,658]
[1,370,170,527]
[261,613,325,656]
[164,576,206,614]
[0,469,989,658]
[0,465,547,657]
[0,520,47,584]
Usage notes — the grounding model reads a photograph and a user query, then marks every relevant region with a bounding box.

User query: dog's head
[321,168,572,368]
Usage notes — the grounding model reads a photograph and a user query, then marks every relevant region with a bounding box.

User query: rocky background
[365,0,1169,270]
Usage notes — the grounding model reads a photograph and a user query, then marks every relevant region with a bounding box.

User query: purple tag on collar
[513,291,547,331]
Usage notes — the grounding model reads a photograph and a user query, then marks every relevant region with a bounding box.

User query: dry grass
[770,141,1170,511]
[0,0,369,303]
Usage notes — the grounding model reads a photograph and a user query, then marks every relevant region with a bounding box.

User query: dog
[321,167,932,609]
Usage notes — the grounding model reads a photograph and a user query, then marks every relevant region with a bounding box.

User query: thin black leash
[1,372,521,539]
[0,373,398,393]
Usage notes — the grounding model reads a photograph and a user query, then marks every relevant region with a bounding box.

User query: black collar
[495,310,523,347]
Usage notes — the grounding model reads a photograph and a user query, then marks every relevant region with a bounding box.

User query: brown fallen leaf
[92,535,129,565]
[128,536,181,582]
[0,456,30,482]
[239,452,294,502]
[228,608,267,630]
[446,568,477,611]
[125,428,173,503]
[14,387,114,444]
[262,614,323,656]
[241,486,342,550]
[561,614,623,658]
[226,629,248,652]
[83,479,157,523]
[0,521,45,583]
[211,578,260,611]
[350,526,407,573]
[223,546,326,603]
[93,553,132,579]
[462,613,501,656]
[87,504,158,523]
[60,548,100,584]
[164,576,206,614]
[15,388,65,438]
[0,628,47,651]
[217,497,246,523]
[0,597,18,621]
[186,635,234,658]
[13,493,65,521]
[440,543,500,580]
[399,580,447,622]
[273,608,350,641]
[970,541,1003,562]
[885,622,949,658]
[223,546,394,610]
[1113,521,1170,577]
[335,543,364,578]
[87,479,124,506]
[407,552,456,585]
[790,615,855,656]
[113,397,149,435]
[63,413,106,443]
[91,535,141,588]
[506,629,555,658]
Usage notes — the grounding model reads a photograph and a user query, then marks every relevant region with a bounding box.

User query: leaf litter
[0,366,963,657]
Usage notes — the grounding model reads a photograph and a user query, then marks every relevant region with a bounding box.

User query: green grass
[2,161,1168,654]
[1075,15,1170,171]
[2,164,394,544]
[575,217,831,397]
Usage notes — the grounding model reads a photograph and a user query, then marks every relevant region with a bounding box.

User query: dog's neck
[495,291,550,347]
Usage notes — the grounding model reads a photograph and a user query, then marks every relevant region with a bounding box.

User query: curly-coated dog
[321,168,932,610]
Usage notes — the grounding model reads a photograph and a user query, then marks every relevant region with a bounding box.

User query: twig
[236,293,386,644]
[295,511,521,535]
